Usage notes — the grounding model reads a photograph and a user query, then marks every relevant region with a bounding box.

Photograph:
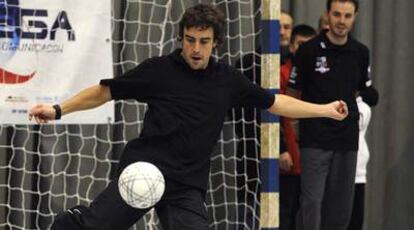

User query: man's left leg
[321,150,357,230]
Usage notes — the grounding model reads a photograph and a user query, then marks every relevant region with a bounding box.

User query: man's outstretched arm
[29,84,112,124]
[268,94,348,121]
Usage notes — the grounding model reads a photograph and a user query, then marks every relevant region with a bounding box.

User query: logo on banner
[4,95,28,103]
[0,0,75,84]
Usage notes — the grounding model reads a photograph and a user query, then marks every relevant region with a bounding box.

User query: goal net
[0,0,274,229]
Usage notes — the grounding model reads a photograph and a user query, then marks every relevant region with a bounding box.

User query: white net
[0,0,264,229]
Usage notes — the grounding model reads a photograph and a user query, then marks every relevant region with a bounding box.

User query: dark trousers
[280,175,301,230]
[50,178,209,230]
[296,148,357,230]
[347,183,365,230]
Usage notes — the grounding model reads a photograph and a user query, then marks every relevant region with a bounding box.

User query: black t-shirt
[288,32,371,151]
[100,49,275,190]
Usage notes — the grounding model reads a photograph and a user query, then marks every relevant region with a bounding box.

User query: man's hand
[28,85,112,124]
[279,152,293,172]
[28,104,56,124]
[325,100,348,120]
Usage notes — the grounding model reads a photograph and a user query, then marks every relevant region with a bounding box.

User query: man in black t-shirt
[29,4,348,230]
[287,1,371,230]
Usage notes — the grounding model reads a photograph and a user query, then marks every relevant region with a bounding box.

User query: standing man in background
[318,13,329,33]
[280,10,293,47]
[318,13,330,32]
[279,24,317,230]
[280,10,293,64]
[287,0,372,229]
[348,86,378,230]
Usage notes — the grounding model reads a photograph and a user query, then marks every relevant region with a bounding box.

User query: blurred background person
[280,10,294,64]
[287,1,372,229]
[279,24,317,230]
[348,86,379,230]
[318,13,330,32]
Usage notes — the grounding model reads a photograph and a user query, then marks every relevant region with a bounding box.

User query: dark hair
[179,4,225,46]
[290,24,317,44]
[326,0,359,12]
[281,10,291,17]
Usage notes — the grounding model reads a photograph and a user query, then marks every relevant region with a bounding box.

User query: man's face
[181,26,216,70]
[289,35,314,54]
[327,1,357,39]
[280,12,293,46]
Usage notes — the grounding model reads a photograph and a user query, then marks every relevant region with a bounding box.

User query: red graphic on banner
[0,68,36,84]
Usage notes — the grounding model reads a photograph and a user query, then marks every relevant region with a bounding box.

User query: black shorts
[51,178,209,230]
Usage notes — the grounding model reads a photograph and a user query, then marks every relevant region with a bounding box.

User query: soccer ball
[118,161,165,209]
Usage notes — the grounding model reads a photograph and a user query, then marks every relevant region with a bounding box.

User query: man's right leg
[320,150,357,230]
[296,148,333,230]
[51,179,150,230]
[156,181,209,230]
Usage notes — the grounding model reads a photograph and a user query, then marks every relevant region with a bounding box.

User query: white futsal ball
[118,162,165,209]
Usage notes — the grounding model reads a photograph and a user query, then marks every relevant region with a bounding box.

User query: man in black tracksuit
[29,4,349,230]
[287,1,371,230]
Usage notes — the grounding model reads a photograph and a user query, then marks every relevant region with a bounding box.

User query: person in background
[287,0,371,229]
[348,86,379,230]
[318,13,330,32]
[279,24,317,230]
[280,10,294,64]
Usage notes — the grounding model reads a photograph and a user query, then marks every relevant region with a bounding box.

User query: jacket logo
[289,66,297,84]
[315,56,330,74]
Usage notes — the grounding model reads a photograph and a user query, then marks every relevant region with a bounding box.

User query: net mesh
[0,0,263,229]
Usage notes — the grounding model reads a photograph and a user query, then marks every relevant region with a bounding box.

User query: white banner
[0,0,113,124]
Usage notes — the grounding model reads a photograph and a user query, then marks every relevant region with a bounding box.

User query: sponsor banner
[0,0,113,124]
